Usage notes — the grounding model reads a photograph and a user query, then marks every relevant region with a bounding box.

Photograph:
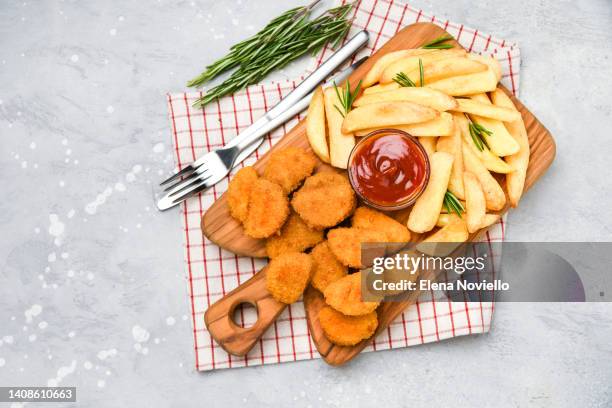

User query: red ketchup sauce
[348,130,430,210]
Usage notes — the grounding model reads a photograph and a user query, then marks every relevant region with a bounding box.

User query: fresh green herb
[418,58,425,86]
[421,34,454,49]
[443,191,465,218]
[467,116,493,151]
[393,71,416,87]
[392,58,425,87]
[333,79,362,117]
[188,1,354,108]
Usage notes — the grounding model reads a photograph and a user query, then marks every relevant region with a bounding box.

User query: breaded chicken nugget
[227,166,259,223]
[263,147,318,193]
[319,306,378,346]
[310,241,348,293]
[352,207,411,243]
[291,172,356,230]
[327,227,387,268]
[243,179,289,239]
[324,272,380,316]
[266,252,313,304]
[266,212,324,258]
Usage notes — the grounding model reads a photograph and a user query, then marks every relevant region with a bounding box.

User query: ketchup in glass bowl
[348,129,430,211]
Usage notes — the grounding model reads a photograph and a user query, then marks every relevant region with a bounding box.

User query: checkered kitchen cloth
[167,0,520,371]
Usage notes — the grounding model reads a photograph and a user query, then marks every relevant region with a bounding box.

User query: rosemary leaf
[419,58,425,86]
[422,34,454,49]
[444,191,465,218]
[393,72,416,87]
[333,79,362,117]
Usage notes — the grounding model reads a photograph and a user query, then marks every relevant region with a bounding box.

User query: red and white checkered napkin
[167,0,520,371]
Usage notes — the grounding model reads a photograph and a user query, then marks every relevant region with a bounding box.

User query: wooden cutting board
[201,22,556,365]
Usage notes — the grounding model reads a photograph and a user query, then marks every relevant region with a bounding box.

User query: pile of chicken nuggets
[227,146,411,346]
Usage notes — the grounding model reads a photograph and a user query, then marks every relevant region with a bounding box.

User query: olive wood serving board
[202,22,556,365]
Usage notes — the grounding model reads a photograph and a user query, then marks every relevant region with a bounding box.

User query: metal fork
[156,30,369,211]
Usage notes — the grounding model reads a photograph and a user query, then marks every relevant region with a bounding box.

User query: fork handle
[230,30,369,154]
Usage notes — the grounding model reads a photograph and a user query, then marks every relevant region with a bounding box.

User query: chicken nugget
[227,166,259,223]
[327,227,387,268]
[291,172,356,230]
[310,241,348,293]
[243,179,289,239]
[352,206,411,243]
[266,212,324,258]
[263,147,318,193]
[319,306,378,346]
[266,252,313,304]
[324,272,380,316]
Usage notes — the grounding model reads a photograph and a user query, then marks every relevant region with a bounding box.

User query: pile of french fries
[306,47,530,242]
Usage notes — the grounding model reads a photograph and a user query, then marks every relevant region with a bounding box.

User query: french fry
[353,87,457,111]
[324,87,355,169]
[426,68,498,96]
[418,137,437,159]
[468,54,502,82]
[462,142,506,211]
[354,112,454,137]
[380,49,467,84]
[306,86,330,163]
[453,98,521,122]
[402,57,487,86]
[463,172,486,233]
[341,102,438,133]
[480,213,501,229]
[436,213,460,227]
[490,88,530,207]
[467,94,520,156]
[362,82,400,95]
[436,119,464,198]
[417,217,469,257]
[407,152,454,233]
[362,49,435,87]
[454,113,515,174]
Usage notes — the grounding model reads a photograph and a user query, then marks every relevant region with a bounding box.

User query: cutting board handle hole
[231,301,258,329]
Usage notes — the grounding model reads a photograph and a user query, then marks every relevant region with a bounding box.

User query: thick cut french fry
[407,152,454,233]
[353,87,457,111]
[354,112,454,137]
[426,69,498,96]
[468,54,502,82]
[490,88,530,207]
[468,94,520,156]
[418,137,437,159]
[462,142,506,211]
[463,171,486,233]
[306,86,330,163]
[480,213,501,229]
[362,82,400,95]
[403,57,487,86]
[341,102,438,133]
[436,119,464,198]
[453,113,515,174]
[453,98,521,122]
[417,218,469,257]
[323,87,355,169]
[362,49,435,87]
[380,49,467,84]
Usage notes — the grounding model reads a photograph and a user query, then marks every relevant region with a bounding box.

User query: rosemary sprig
[393,71,416,87]
[392,58,425,87]
[444,191,465,218]
[419,58,425,86]
[467,116,493,152]
[333,79,362,117]
[422,34,454,49]
[189,2,354,108]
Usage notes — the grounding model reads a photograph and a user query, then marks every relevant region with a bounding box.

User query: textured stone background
[1,0,611,406]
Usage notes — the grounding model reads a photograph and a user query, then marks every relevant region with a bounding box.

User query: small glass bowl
[347,129,430,211]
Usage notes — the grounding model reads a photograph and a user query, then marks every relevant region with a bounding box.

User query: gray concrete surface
[1,0,611,406]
